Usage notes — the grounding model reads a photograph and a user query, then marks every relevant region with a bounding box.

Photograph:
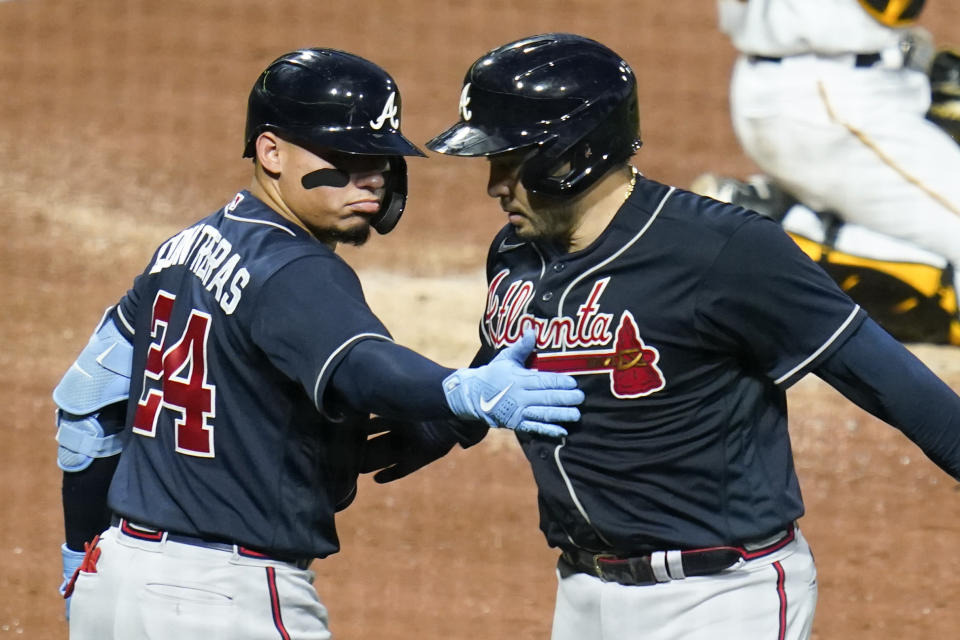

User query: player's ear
[255,131,283,175]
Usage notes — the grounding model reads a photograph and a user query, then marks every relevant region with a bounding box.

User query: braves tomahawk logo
[483,271,666,399]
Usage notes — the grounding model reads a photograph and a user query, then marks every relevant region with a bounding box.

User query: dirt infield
[3,1,960,638]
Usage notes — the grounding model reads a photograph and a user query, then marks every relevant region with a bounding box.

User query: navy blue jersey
[107,191,391,558]
[478,176,865,554]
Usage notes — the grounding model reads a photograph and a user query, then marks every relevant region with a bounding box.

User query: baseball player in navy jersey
[361,33,960,639]
[716,0,960,311]
[52,48,584,639]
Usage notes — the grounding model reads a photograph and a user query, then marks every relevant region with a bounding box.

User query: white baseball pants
[68,525,331,640]
[550,528,817,640]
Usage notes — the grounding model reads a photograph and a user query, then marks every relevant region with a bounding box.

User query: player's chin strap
[52,309,132,472]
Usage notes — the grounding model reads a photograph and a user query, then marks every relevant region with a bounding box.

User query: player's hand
[361,418,458,483]
[443,330,583,437]
[59,543,85,620]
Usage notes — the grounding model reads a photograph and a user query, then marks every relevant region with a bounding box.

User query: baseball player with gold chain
[362,32,960,640]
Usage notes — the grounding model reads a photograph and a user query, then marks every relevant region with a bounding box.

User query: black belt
[558,526,795,586]
[749,53,882,68]
[114,517,313,570]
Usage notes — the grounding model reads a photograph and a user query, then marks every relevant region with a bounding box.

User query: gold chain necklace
[624,166,638,201]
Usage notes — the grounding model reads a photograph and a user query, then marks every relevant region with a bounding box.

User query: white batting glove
[444,330,583,437]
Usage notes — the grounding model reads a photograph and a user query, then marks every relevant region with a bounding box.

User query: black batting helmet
[426,33,641,197]
[243,48,425,234]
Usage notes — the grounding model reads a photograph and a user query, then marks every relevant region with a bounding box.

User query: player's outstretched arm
[815,317,960,479]
[331,330,583,438]
[443,330,583,437]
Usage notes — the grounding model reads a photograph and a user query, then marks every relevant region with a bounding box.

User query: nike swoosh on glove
[443,329,583,437]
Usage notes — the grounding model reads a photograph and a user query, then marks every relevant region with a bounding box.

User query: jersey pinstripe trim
[224,212,299,236]
[312,333,393,407]
[557,187,676,328]
[553,440,615,547]
[115,304,135,335]
[774,305,861,385]
[531,242,548,281]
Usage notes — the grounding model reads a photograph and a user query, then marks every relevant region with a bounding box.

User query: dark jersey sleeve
[815,317,960,479]
[329,339,455,420]
[112,276,142,340]
[694,215,865,387]
[250,255,391,410]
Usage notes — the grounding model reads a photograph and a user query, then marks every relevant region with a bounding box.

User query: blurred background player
[364,32,960,640]
[926,46,960,142]
[711,0,960,322]
[53,47,583,639]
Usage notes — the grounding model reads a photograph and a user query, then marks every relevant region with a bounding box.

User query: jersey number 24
[132,290,216,457]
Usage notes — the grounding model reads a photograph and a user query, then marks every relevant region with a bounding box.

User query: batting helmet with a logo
[243,48,425,233]
[426,33,641,197]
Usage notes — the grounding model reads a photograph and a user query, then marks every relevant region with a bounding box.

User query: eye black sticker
[301,168,350,189]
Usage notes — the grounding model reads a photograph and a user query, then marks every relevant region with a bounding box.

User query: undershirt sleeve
[814,317,960,480]
[329,339,456,420]
[62,402,126,549]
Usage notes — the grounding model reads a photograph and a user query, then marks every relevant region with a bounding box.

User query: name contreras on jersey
[148,224,251,314]
[484,270,614,349]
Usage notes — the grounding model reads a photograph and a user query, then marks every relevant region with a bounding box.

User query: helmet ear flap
[371,156,407,234]
[519,92,642,197]
[428,34,641,198]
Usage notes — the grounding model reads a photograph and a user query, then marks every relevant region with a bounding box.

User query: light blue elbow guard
[53,314,132,472]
